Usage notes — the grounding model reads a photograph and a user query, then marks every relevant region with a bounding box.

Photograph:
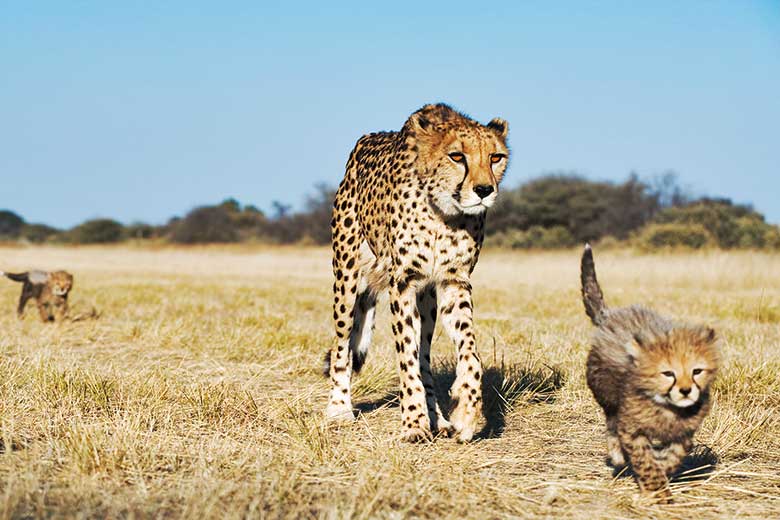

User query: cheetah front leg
[390,279,432,442]
[606,414,626,468]
[652,439,690,478]
[17,283,32,319]
[416,284,453,437]
[438,280,483,443]
[619,430,673,503]
[54,299,69,322]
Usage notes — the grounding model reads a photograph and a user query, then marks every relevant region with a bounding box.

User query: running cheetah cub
[580,245,719,502]
[2,270,73,322]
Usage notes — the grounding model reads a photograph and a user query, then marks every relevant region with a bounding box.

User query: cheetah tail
[351,346,367,374]
[2,271,29,283]
[581,244,607,326]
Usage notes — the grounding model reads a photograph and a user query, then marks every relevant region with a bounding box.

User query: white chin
[432,192,490,216]
[670,397,697,408]
[461,204,487,215]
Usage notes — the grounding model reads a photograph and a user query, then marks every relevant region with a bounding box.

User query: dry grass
[0,245,778,519]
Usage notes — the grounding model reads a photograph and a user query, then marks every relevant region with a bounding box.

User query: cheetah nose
[474,185,494,199]
[679,387,691,396]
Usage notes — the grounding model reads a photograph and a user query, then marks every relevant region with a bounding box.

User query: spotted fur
[2,270,73,322]
[581,245,719,502]
[324,104,509,442]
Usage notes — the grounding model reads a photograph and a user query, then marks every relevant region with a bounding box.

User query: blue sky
[2,1,779,227]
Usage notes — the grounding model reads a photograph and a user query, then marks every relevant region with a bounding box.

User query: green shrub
[69,219,124,244]
[0,210,24,238]
[20,223,60,243]
[652,199,770,248]
[634,223,712,250]
[170,206,238,244]
[764,226,780,249]
[488,225,576,249]
[488,173,661,242]
[124,222,156,240]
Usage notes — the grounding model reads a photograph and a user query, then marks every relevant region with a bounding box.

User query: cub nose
[679,387,691,396]
[474,185,494,199]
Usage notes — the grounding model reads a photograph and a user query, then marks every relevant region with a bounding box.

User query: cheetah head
[49,270,74,297]
[631,327,719,409]
[404,104,509,217]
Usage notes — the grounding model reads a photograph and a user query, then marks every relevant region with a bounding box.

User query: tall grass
[0,246,778,518]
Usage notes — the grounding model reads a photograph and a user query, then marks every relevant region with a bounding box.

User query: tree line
[2,173,778,250]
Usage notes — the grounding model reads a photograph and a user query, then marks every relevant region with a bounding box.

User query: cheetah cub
[580,245,719,502]
[2,270,73,322]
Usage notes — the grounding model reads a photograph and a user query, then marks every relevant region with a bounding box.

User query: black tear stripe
[453,163,470,201]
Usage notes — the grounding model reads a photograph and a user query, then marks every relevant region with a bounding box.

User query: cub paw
[608,449,626,468]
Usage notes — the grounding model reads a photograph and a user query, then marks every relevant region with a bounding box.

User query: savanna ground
[0,245,778,519]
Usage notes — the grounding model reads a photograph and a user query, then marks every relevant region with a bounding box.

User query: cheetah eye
[692,368,703,376]
[448,152,465,163]
[490,154,505,164]
[661,371,675,378]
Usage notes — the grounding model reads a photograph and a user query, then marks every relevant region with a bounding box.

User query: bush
[70,219,124,244]
[634,223,713,250]
[652,199,767,248]
[762,226,780,250]
[0,210,25,238]
[20,223,60,243]
[487,225,576,249]
[488,173,661,243]
[170,206,238,244]
[124,222,157,240]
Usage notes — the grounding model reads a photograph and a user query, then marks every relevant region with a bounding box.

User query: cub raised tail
[580,244,607,326]
[3,271,31,283]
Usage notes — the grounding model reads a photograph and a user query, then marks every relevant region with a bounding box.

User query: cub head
[49,271,74,297]
[403,104,509,216]
[631,327,719,409]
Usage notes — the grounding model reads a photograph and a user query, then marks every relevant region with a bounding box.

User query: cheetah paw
[400,427,433,443]
[435,418,455,438]
[449,407,478,443]
[608,449,626,468]
[324,403,355,422]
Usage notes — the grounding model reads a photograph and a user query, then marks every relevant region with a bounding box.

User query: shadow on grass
[435,360,565,439]
[355,392,399,414]
[611,444,719,483]
[354,359,565,439]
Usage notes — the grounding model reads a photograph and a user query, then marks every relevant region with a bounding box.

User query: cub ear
[487,117,508,139]
[623,333,645,365]
[697,326,717,344]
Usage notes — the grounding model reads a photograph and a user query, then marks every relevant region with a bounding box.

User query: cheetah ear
[407,103,455,135]
[410,111,433,133]
[487,117,508,139]
[623,334,644,365]
[696,326,717,344]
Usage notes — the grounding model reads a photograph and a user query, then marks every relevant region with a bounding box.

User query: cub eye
[661,371,675,378]
[692,368,703,376]
[448,152,465,163]
[490,154,505,164]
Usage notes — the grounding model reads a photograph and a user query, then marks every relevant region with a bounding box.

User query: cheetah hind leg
[324,285,378,422]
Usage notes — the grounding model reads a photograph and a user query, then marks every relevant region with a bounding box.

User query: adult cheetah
[324,103,509,442]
